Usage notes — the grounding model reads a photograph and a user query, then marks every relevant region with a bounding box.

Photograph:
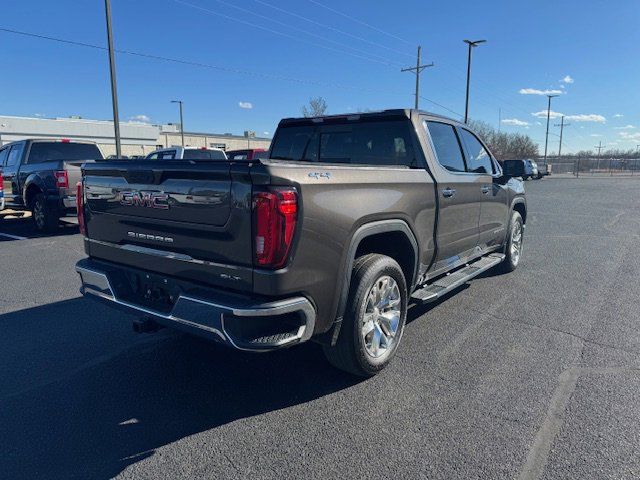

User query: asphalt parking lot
[1,177,639,480]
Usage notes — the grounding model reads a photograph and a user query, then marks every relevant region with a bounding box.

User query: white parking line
[0,232,27,240]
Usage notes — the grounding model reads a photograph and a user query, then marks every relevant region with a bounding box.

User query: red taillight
[76,181,86,236]
[54,170,69,189]
[253,188,298,269]
[0,171,3,191]
[61,138,70,143]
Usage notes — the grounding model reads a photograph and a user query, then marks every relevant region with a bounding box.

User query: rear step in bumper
[75,262,316,352]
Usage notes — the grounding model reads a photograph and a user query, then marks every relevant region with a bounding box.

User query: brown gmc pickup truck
[75,109,527,376]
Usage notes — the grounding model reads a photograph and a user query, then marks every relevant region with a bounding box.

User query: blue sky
[0,0,638,152]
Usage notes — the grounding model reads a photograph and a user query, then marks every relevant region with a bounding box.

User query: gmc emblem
[119,191,170,210]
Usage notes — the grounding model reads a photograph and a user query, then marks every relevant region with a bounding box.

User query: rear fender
[329,220,418,345]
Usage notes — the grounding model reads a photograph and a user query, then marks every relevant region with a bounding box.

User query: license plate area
[119,270,181,313]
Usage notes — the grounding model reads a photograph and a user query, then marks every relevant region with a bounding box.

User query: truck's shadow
[0,215,79,240]
[0,298,361,479]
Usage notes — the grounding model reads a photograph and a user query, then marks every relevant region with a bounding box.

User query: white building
[0,115,270,157]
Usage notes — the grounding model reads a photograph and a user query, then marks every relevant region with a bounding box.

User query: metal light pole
[463,39,486,124]
[171,100,185,148]
[543,94,558,162]
[104,0,122,158]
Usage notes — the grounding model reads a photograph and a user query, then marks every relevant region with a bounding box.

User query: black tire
[323,254,408,377]
[499,211,524,273]
[32,193,59,232]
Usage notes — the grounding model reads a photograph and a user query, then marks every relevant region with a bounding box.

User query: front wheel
[323,254,408,377]
[499,211,524,273]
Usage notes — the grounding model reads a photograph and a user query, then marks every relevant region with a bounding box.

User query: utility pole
[595,141,604,157]
[463,39,487,124]
[104,0,122,158]
[554,116,571,158]
[171,100,185,147]
[401,45,434,110]
[543,94,559,162]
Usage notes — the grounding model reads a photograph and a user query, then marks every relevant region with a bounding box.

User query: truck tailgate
[81,160,254,291]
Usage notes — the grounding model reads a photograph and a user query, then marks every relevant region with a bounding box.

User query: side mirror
[502,160,526,178]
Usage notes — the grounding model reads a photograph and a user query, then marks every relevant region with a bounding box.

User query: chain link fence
[537,158,640,177]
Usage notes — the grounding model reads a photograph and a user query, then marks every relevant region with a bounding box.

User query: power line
[306,0,413,46]
[198,0,403,67]
[173,0,399,67]
[0,24,458,117]
[0,26,382,89]
[253,0,552,126]
[420,96,463,118]
[254,0,415,59]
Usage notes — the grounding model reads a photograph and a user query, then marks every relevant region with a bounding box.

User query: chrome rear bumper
[75,260,316,351]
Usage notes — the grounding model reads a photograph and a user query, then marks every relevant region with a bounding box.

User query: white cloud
[263,131,270,136]
[590,134,603,137]
[560,85,566,89]
[238,101,253,109]
[613,125,636,130]
[34,113,46,118]
[619,131,640,142]
[561,75,574,84]
[565,114,606,123]
[613,113,624,118]
[531,111,606,123]
[519,88,563,95]
[129,114,151,123]
[532,110,564,119]
[501,118,530,126]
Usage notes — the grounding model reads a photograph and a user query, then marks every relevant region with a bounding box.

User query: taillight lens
[0,171,3,191]
[253,187,298,269]
[54,170,69,189]
[76,181,86,236]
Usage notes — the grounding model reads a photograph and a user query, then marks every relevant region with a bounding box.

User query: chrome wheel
[33,200,45,229]
[361,275,401,359]
[510,221,523,265]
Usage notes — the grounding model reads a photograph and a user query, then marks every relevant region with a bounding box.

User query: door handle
[481,185,491,194]
[442,187,456,198]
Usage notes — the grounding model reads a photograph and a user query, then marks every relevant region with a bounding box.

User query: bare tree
[468,120,539,160]
[302,97,328,117]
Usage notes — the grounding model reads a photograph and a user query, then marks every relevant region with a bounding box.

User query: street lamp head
[464,39,487,47]
[171,100,182,104]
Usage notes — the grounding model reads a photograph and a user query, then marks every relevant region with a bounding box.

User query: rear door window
[425,121,467,173]
[0,147,9,166]
[459,129,494,174]
[6,143,25,167]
